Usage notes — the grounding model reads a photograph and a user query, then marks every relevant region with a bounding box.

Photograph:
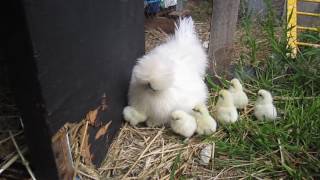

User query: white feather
[199,144,213,165]
[126,17,208,127]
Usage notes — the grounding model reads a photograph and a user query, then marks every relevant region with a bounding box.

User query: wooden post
[208,0,240,77]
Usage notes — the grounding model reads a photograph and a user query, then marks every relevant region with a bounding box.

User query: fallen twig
[9,131,36,180]
[0,131,23,145]
[73,120,89,179]
[211,142,216,169]
[0,147,27,174]
[77,170,99,180]
[278,138,285,165]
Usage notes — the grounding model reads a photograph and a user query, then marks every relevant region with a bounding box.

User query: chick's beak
[147,82,156,92]
[192,108,200,112]
[219,94,224,99]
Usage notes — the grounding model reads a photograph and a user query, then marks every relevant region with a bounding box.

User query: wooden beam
[208,0,240,77]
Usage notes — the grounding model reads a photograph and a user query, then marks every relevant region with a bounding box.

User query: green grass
[170,151,182,180]
[205,2,320,179]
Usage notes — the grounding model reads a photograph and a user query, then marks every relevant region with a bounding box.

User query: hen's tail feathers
[174,17,197,42]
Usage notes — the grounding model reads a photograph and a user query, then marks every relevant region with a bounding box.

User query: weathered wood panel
[208,0,240,77]
[2,0,144,179]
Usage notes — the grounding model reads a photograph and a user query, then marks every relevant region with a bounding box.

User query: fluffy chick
[254,89,277,121]
[123,106,147,126]
[214,90,238,124]
[192,104,217,135]
[228,78,249,109]
[170,110,197,138]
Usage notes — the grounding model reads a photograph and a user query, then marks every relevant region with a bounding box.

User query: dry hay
[95,124,242,179]
[145,21,211,53]
[100,124,221,179]
[145,28,169,53]
[64,90,245,180]
[69,121,244,180]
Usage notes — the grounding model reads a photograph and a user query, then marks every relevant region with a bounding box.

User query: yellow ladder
[287,0,320,56]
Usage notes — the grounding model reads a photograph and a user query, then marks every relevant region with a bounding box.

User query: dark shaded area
[1,1,59,179]
[1,0,144,178]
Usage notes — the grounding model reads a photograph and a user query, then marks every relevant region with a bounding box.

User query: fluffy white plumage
[192,104,217,135]
[170,110,197,138]
[125,17,208,127]
[228,78,248,109]
[214,90,238,124]
[254,89,277,121]
[199,144,213,165]
[123,106,147,126]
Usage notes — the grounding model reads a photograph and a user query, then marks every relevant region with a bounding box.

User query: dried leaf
[86,109,98,126]
[95,121,112,140]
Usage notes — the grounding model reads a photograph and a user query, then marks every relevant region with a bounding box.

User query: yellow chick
[254,89,277,121]
[170,110,197,138]
[123,106,147,126]
[228,78,249,109]
[192,104,217,135]
[214,90,238,124]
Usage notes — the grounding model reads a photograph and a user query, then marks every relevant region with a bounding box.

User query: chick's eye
[219,94,224,99]
[192,108,200,112]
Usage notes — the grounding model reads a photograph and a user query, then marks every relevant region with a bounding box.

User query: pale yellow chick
[192,104,217,135]
[123,106,147,126]
[170,110,197,138]
[214,90,238,124]
[228,78,248,109]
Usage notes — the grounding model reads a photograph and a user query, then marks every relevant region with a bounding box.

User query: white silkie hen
[214,90,238,124]
[123,17,208,127]
[254,89,277,121]
[228,78,248,109]
[170,110,197,138]
[192,104,217,135]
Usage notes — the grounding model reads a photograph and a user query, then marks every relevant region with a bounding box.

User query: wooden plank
[2,0,144,179]
[208,0,240,77]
